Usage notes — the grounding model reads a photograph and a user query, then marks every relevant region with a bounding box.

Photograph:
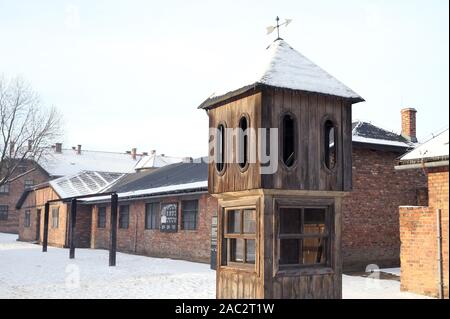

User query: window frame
[145,202,160,230]
[118,205,130,229]
[215,122,227,175]
[181,200,198,231]
[0,205,8,220]
[0,183,10,195]
[322,117,338,172]
[279,112,298,169]
[273,198,335,277]
[24,210,31,227]
[24,179,34,190]
[222,206,257,270]
[97,206,107,229]
[51,207,59,229]
[237,113,250,173]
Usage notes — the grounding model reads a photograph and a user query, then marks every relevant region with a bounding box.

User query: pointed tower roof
[198,40,364,109]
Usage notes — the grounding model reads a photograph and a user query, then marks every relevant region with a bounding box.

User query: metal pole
[69,198,77,259]
[42,202,49,252]
[109,193,118,266]
[437,208,444,299]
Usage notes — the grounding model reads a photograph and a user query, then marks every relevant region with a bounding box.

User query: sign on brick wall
[160,203,178,232]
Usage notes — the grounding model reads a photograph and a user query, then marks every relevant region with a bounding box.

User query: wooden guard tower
[198,39,364,299]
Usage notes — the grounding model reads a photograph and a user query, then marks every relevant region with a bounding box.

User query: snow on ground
[0,233,430,299]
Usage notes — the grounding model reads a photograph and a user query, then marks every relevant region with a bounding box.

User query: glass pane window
[227,210,240,234]
[0,205,8,220]
[24,210,31,227]
[278,207,329,268]
[119,205,129,229]
[243,209,256,234]
[51,207,59,228]
[223,208,256,268]
[145,202,159,230]
[97,207,106,228]
[181,200,198,230]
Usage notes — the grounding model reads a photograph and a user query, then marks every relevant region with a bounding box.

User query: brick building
[17,113,426,269]
[396,129,448,298]
[1,143,183,234]
[18,159,216,263]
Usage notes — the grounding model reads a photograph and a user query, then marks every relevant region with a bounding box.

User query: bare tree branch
[0,75,63,186]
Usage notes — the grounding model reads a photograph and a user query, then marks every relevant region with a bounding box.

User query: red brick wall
[400,166,449,298]
[91,193,218,263]
[0,163,49,233]
[342,147,427,271]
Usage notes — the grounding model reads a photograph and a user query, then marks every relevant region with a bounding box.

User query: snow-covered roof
[400,129,449,163]
[352,121,413,149]
[134,153,184,171]
[38,149,142,177]
[199,39,363,109]
[50,171,125,198]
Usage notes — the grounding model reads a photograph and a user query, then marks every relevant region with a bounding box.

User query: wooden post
[69,198,77,259]
[109,193,118,266]
[42,202,49,252]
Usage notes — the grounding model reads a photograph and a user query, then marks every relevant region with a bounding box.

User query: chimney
[131,148,137,160]
[9,142,15,157]
[55,143,62,153]
[28,140,33,152]
[401,108,417,143]
[77,144,82,155]
[183,157,193,163]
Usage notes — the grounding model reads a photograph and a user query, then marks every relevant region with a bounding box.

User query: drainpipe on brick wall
[437,208,444,299]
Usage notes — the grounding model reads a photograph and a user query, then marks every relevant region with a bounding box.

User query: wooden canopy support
[69,198,77,259]
[109,193,118,267]
[42,202,49,252]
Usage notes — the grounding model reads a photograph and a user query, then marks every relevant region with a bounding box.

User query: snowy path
[0,233,430,299]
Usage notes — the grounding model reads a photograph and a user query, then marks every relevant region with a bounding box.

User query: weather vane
[266,16,292,40]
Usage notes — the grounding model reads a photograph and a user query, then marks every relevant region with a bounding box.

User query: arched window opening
[238,116,249,170]
[216,124,226,173]
[282,114,296,167]
[324,120,336,170]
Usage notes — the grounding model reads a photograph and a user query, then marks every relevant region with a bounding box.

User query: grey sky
[0,0,448,158]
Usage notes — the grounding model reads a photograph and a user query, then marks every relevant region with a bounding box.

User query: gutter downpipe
[437,208,444,299]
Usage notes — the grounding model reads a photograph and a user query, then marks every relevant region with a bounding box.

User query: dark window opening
[145,202,159,230]
[238,116,249,169]
[119,205,129,229]
[24,180,34,190]
[181,200,198,230]
[24,210,31,227]
[324,120,336,170]
[0,184,10,194]
[278,207,329,268]
[51,207,59,228]
[0,205,8,220]
[97,207,106,228]
[223,208,256,268]
[282,114,296,167]
[216,124,226,173]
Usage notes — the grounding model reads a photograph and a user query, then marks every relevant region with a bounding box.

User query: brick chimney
[77,144,82,155]
[55,143,62,153]
[131,148,137,160]
[401,108,417,143]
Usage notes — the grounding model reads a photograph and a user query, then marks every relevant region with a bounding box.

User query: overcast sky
[0,0,448,158]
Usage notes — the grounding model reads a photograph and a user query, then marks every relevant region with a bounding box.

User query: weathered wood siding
[207,92,262,194]
[261,87,352,192]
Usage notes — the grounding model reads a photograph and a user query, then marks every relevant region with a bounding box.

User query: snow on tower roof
[399,129,449,164]
[198,40,364,109]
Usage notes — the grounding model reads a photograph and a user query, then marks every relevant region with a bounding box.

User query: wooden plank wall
[208,92,262,194]
[260,87,352,192]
